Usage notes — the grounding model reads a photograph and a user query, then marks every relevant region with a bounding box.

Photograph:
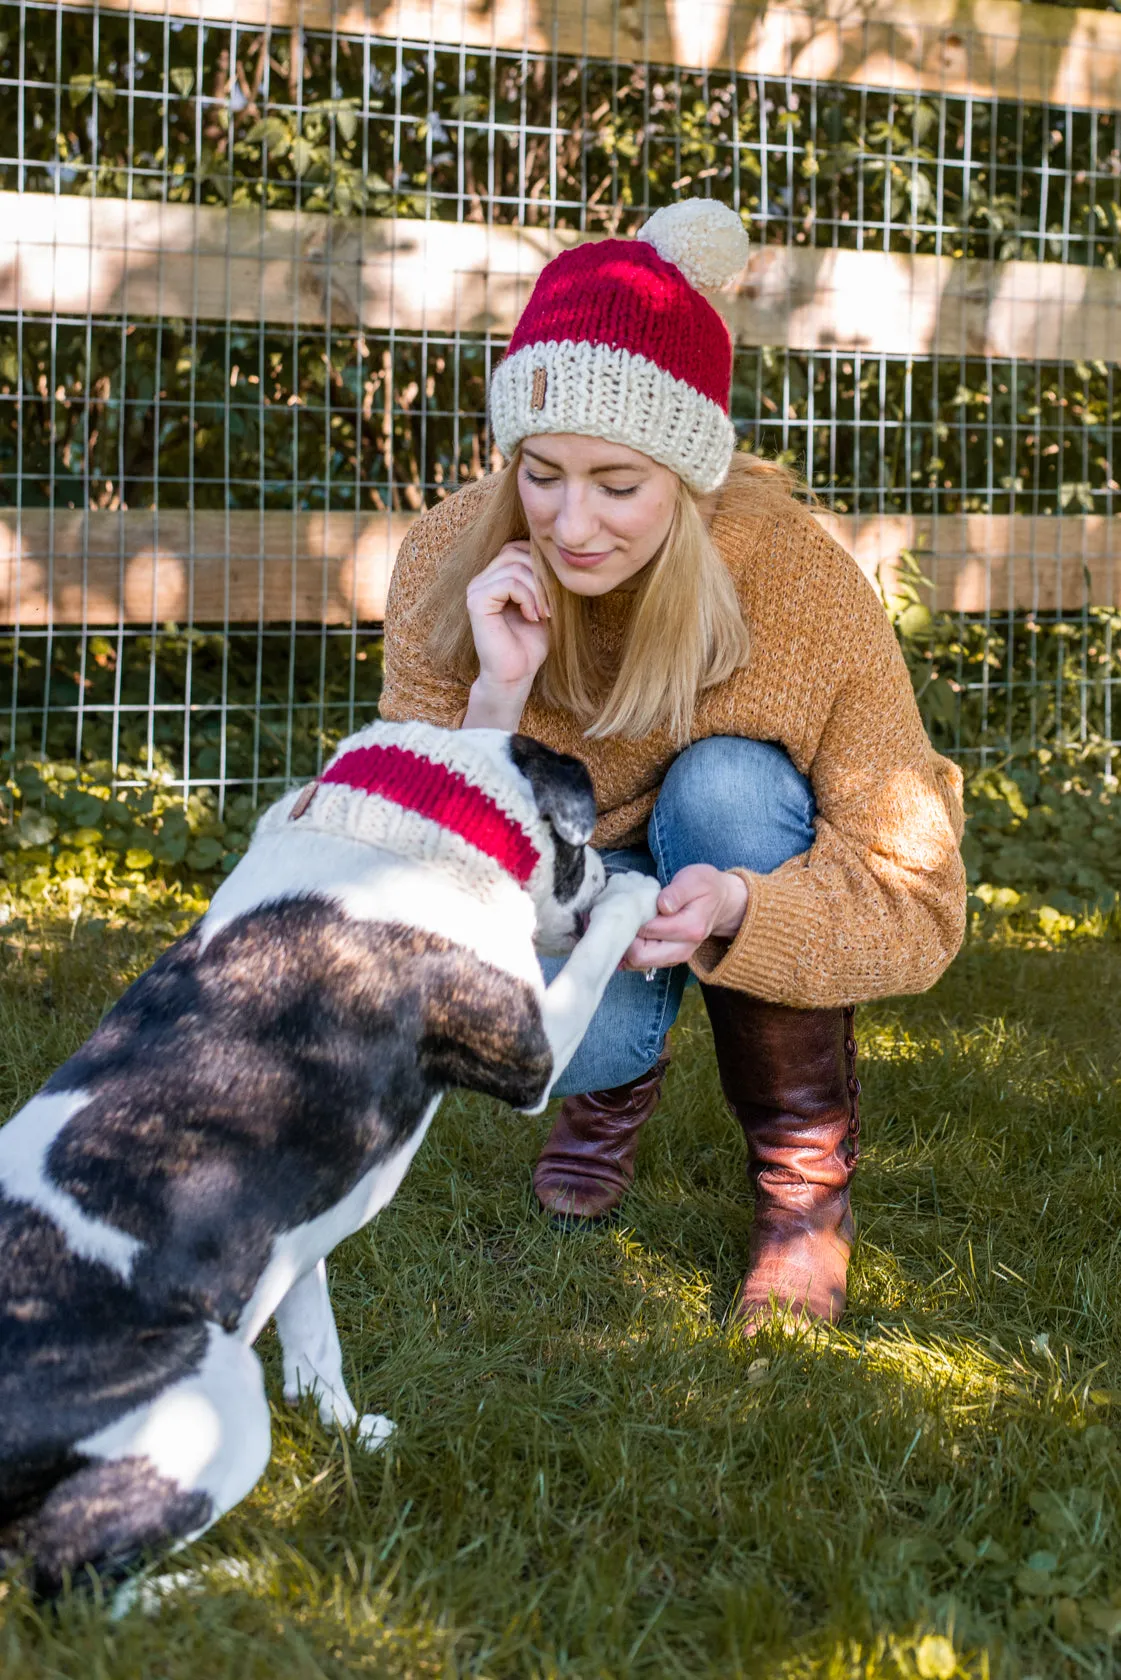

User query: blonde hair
[419,450,798,746]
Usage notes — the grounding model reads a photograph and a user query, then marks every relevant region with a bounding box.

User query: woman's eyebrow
[522,447,645,475]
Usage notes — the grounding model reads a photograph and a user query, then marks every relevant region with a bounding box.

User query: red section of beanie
[321,744,541,885]
[506,239,732,409]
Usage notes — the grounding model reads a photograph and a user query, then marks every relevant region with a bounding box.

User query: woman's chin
[556,567,621,596]
[550,554,645,596]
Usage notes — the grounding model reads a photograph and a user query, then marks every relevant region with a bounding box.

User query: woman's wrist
[462,672,535,730]
[711,870,750,940]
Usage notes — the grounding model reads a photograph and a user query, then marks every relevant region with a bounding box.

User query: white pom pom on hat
[636,197,749,290]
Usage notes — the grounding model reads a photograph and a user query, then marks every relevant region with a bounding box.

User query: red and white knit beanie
[490,199,748,496]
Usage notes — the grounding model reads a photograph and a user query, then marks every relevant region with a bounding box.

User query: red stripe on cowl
[321,744,540,885]
[506,240,732,410]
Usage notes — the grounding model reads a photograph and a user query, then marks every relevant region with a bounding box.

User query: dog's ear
[508,735,596,846]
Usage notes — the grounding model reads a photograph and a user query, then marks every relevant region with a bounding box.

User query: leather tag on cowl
[288,781,321,821]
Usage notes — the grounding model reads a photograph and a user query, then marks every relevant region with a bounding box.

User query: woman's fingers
[469,564,549,623]
[499,551,549,615]
[636,891,714,948]
[475,549,549,608]
[619,867,739,969]
[464,541,552,698]
[468,558,538,597]
[473,575,542,621]
[622,934,696,970]
[467,563,552,691]
[637,906,709,945]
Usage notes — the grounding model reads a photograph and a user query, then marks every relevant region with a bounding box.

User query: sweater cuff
[689,868,761,987]
[688,866,813,1001]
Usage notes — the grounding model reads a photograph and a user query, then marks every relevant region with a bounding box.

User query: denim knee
[650,735,816,879]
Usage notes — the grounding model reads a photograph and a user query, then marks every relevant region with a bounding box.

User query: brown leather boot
[700,986,860,1331]
[533,1054,670,1222]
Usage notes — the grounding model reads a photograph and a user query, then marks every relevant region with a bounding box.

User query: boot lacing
[842,1004,861,1168]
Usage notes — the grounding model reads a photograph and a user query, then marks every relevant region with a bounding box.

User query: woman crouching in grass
[379,198,966,1331]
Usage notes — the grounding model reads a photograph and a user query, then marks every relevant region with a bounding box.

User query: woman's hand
[622,864,749,971]
[468,542,551,687]
[462,543,552,729]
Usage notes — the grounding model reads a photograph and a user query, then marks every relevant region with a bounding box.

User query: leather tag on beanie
[531,367,547,410]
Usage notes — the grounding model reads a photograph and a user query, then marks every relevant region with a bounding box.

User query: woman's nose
[553,489,599,548]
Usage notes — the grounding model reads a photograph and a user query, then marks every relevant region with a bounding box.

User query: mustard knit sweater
[379,476,967,1009]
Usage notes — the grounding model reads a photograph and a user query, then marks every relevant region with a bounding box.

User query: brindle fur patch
[44,901,550,1263]
[2,1454,212,1599]
[0,1192,209,1524]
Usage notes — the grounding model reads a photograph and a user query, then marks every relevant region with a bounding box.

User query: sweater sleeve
[690,569,967,1008]
[378,501,475,729]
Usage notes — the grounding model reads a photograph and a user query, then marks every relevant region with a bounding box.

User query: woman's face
[517,435,679,597]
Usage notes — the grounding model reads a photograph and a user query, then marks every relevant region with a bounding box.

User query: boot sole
[541,1202,623,1231]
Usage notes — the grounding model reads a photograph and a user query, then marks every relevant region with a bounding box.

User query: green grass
[1,911,1119,1679]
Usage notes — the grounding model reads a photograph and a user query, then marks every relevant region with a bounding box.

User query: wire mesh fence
[3,0,1121,810]
[10,4,1121,258]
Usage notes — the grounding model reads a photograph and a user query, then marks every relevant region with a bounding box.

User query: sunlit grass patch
[1,903,1119,1677]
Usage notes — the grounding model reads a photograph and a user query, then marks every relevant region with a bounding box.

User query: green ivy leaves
[10,809,57,849]
[878,555,1121,940]
[962,761,1121,933]
[67,72,116,109]
[234,99,375,213]
[0,761,255,901]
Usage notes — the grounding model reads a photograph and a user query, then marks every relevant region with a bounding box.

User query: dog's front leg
[274,1260,394,1451]
[535,872,662,1105]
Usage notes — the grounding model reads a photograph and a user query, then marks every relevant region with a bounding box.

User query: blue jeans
[543,736,817,1098]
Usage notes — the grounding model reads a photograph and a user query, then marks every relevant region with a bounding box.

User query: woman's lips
[556,545,614,570]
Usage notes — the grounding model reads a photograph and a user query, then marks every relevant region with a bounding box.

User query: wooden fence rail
[3,508,1119,626]
[66,0,1121,112]
[8,193,1121,364]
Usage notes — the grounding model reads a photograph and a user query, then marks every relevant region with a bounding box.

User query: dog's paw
[594,870,661,927]
[110,1559,253,1622]
[355,1413,395,1452]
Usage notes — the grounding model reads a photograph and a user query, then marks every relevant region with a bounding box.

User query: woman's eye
[602,485,640,498]
[522,470,559,487]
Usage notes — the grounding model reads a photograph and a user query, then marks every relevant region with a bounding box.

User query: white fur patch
[536,872,663,1101]
[275,1259,395,1449]
[0,1088,143,1279]
[201,828,544,990]
[79,1321,271,1517]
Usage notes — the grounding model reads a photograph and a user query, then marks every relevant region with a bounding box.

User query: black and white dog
[0,720,660,1597]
